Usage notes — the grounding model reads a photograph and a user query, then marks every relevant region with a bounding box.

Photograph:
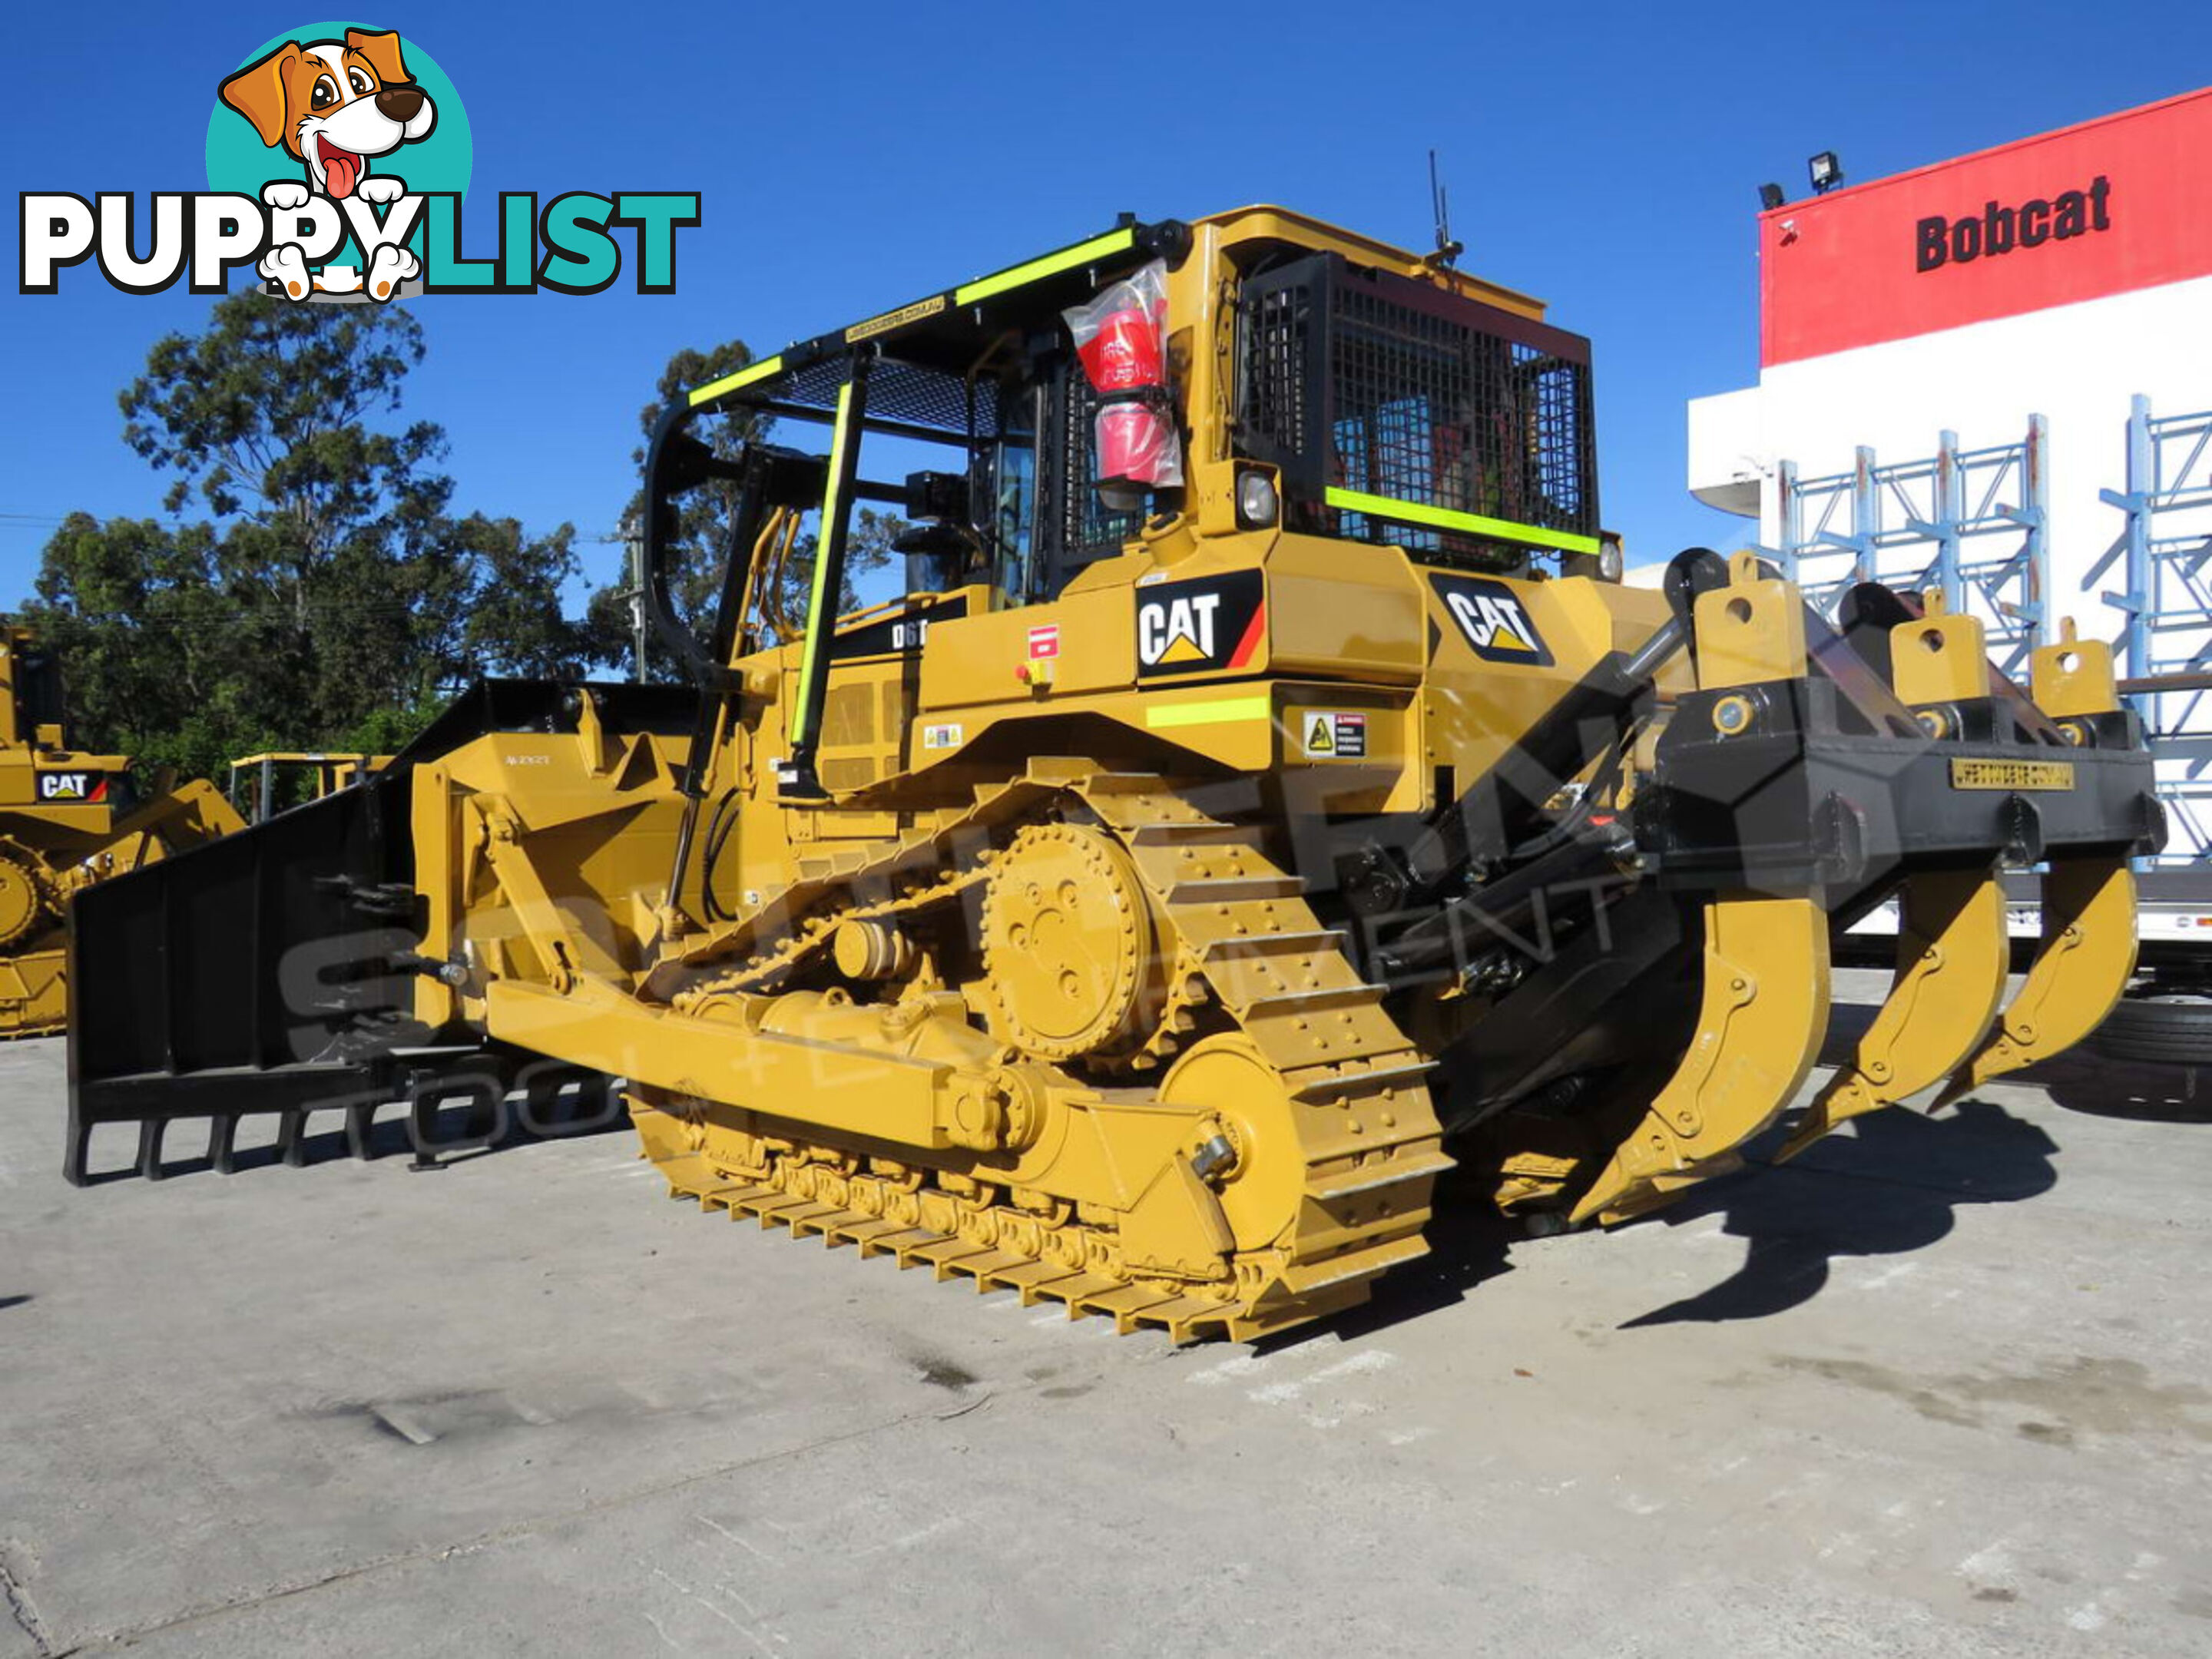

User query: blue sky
[4,0,2208,609]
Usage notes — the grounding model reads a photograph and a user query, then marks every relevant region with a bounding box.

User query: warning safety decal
[1294,710,1369,760]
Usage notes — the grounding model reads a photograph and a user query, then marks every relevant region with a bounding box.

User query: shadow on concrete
[1826,981,2212,1125]
[1264,1177,1518,1351]
[1270,1057,2071,1347]
[1272,989,2197,1346]
[70,1084,633,1187]
[0,1293,31,1312]
[2030,1053,2212,1125]
[1617,1098,2059,1329]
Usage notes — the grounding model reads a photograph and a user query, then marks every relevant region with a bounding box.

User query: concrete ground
[5,976,2211,1657]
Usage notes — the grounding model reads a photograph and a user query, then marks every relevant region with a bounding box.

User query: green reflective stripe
[954,229,1138,306]
[688,354,784,406]
[1323,488,1601,558]
[1144,694,1273,730]
[790,379,856,741]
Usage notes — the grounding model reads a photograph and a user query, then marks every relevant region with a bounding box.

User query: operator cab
[677,211,1598,606]
[650,209,1604,792]
[0,629,65,751]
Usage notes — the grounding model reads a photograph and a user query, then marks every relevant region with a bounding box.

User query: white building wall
[1690,273,2212,639]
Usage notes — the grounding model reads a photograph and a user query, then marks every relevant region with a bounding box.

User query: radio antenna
[1427,148,1463,268]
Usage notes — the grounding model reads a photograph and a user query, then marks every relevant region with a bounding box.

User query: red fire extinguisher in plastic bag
[1063,260,1181,510]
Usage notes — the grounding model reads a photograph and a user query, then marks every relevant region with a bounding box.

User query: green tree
[587,341,905,681]
[14,293,588,780]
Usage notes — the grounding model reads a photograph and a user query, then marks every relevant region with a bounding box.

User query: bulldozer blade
[1571,893,1832,1227]
[1777,866,2008,1162]
[1934,855,2137,1108]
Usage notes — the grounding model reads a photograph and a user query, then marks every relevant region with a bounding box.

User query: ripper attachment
[1598,561,2157,1211]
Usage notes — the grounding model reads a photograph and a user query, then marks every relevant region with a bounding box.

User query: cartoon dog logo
[218,28,435,301]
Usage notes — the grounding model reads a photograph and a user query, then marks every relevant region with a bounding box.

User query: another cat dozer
[0,629,241,1036]
[228,751,389,823]
[65,210,2160,1339]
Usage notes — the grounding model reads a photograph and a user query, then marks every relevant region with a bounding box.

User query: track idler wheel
[1154,1034,1300,1258]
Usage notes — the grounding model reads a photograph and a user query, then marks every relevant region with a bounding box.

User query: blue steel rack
[1763,418,2050,677]
[2094,396,2212,863]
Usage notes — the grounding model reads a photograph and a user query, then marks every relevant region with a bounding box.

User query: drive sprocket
[0,843,58,952]
[978,822,1165,1063]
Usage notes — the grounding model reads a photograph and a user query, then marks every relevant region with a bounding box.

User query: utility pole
[621,510,647,684]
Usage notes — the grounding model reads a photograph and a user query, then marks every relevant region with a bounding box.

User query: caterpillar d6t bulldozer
[0,628,241,1036]
[65,209,2161,1340]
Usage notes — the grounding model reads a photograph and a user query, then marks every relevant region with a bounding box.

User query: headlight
[1597,535,1624,583]
[1236,469,1280,528]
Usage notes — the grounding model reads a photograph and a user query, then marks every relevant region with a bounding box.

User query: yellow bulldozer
[228,751,389,823]
[65,208,2161,1340]
[0,628,241,1035]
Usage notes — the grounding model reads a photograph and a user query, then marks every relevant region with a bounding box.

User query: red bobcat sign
[1760,87,2212,366]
